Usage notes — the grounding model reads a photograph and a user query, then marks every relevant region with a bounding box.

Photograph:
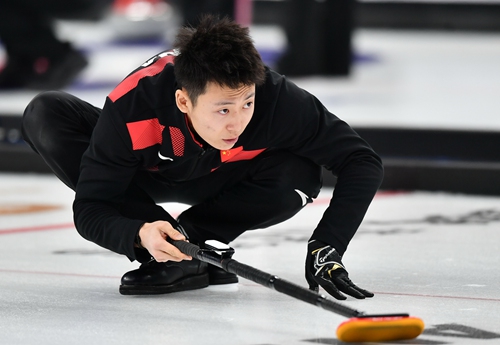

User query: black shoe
[208,265,238,285]
[0,43,88,90]
[119,259,209,295]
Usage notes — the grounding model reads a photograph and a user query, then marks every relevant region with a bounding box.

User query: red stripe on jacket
[109,55,175,102]
[221,147,266,163]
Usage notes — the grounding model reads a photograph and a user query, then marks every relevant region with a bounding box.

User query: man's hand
[305,240,374,300]
[137,221,192,262]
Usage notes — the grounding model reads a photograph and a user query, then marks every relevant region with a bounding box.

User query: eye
[218,108,229,115]
[243,102,253,109]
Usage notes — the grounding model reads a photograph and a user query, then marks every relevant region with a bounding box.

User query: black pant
[22,91,322,258]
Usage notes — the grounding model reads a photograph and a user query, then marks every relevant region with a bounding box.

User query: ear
[175,88,191,114]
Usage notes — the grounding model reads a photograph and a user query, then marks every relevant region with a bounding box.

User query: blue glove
[305,240,374,300]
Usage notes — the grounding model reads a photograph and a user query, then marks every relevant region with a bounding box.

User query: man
[22,15,383,300]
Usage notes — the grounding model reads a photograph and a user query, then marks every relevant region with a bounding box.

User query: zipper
[183,146,213,180]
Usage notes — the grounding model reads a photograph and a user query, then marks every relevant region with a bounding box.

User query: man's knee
[261,151,322,194]
[22,91,65,150]
[254,151,322,212]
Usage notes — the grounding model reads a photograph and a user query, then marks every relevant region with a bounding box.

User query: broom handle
[171,240,363,318]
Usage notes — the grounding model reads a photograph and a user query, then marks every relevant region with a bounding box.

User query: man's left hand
[305,240,374,300]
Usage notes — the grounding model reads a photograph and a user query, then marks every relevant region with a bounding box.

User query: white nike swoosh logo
[294,189,309,207]
[158,151,173,161]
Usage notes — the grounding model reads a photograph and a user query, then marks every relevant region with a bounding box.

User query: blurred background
[1,0,499,195]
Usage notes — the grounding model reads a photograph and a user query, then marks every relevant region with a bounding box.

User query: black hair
[173,14,266,105]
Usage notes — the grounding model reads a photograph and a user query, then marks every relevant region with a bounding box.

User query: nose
[226,113,243,134]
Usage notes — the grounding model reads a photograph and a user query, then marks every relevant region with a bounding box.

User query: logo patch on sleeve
[126,118,165,150]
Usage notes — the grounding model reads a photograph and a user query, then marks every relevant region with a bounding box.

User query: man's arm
[270,76,383,253]
[73,100,146,260]
[268,75,383,299]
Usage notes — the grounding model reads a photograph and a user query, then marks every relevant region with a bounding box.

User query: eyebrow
[213,92,255,106]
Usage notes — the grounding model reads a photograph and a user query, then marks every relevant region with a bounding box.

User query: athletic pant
[22,91,322,261]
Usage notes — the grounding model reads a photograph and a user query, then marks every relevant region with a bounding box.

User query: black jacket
[73,51,383,260]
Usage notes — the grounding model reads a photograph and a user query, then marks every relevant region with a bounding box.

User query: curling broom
[171,240,424,343]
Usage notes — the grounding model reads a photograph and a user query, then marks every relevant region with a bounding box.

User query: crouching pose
[22,15,383,299]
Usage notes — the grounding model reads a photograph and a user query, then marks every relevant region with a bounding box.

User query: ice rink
[1,174,499,344]
[1,10,500,345]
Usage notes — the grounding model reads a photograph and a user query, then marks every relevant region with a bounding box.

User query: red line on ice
[0,192,404,235]
[0,222,76,235]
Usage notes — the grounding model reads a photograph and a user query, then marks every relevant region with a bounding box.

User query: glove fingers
[307,279,319,292]
[357,287,374,298]
[338,283,367,299]
[305,270,319,292]
[317,277,347,300]
[353,282,374,297]
[336,276,374,299]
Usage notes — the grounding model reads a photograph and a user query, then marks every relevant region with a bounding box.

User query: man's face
[175,82,256,150]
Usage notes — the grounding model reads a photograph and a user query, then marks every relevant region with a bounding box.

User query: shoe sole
[209,275,239,285]
[207,266,239,285]
[119,272,209,295]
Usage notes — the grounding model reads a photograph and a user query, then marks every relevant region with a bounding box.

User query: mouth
[222,137,238,145]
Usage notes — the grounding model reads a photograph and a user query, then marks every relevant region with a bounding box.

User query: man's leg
[22,91,182,242]
[22,91,185,239]
[133,149,322,244]
[22,91,100,189]
[173,150,323,244]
